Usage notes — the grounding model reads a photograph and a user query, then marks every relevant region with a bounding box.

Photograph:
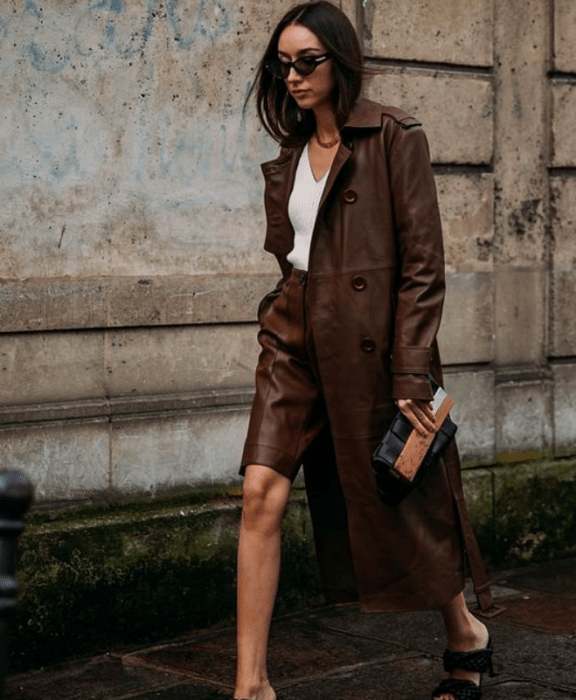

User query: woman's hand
[395,398,436,438]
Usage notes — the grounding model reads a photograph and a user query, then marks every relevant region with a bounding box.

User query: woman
[235,4,496,700]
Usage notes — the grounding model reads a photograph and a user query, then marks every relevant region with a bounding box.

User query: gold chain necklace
[315,131,341,149]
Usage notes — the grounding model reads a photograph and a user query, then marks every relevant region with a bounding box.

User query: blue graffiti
[24,0,42,20]
[75,0,156,59]
[0,16,9,72]
[18,0,232,71]
[167,0,230,49]
[26,42,70,74]
[22,0,71,73]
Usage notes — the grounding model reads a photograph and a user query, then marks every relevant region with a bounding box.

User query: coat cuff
[392,373,433,401]
[391,346,432,374]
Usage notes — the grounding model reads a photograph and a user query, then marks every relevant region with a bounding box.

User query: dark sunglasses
[265,53,331,80]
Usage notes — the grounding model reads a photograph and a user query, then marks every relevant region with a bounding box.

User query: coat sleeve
[387,123,445,401]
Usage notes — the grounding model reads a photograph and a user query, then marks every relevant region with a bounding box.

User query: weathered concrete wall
[0,0,288,280]
[1,0,575,501]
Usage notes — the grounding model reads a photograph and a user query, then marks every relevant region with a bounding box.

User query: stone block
[438,273,494,365]
[111,407,250,493]
[552,363,576,455]
[554,0,576,72]
[366,72,493,165]
[550,177,576,356]
[105,324,259,397]
[443,370,495,463]
[0,418,109,502]
[552,271,576,357]
[436,173,494,273]
[332,0,359,34]
[552,83,576,168]
[0,274,280,332]
[493,0,550,267]
[364,0,493,66]
[495,377,553,458]
[0,331,106,405]
[494,267,547,366]
[551,176,576,266]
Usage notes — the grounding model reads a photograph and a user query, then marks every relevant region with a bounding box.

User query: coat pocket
[257,288,282,321]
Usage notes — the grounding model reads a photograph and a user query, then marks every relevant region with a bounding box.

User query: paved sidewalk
[7,559,576,700]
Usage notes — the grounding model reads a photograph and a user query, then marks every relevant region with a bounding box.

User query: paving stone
[278,654,439,700]
[6,655,179,700]
[120,683,230,700]
[486,624,576,690]
[486,680,576,699]
[7,561,576,699]
[502,595,576,635]
[125,620,404,691]
[500,558,576,597]
[121,685,228,700]
[292,605,447,657]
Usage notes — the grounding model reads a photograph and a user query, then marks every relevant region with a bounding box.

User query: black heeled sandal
[431,636,495,700]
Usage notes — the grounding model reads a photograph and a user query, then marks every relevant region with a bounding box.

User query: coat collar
[260,98,383,175]
[259,99,384,258]
[342,97,386,129]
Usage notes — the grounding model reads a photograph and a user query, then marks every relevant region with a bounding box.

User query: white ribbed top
[286,142,329,271]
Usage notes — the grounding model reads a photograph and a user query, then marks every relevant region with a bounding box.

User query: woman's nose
[286,65,300,82]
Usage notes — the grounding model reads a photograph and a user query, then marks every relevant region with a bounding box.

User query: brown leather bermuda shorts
[240,268,328,481]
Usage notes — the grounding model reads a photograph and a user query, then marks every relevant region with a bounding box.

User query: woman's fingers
[396,398,436,437]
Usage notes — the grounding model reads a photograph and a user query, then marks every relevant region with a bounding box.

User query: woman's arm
[387,123,445,406]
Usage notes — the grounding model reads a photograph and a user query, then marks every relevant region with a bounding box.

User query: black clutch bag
[372,378,458,506]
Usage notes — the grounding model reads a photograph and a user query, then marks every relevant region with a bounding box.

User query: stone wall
[1,0,575,502]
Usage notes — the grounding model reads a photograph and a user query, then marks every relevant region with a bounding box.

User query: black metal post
[0,471,34,699]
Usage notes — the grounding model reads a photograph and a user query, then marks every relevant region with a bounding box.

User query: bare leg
[233,464,292,700]
[435,592,490,700]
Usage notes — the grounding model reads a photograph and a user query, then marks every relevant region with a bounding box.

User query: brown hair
[246,1,365,146]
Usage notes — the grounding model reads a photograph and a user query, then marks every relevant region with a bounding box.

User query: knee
[241,465,291,530]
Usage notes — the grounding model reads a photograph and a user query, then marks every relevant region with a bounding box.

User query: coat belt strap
[443,440,506,618]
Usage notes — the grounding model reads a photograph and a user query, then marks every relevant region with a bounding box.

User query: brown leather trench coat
[258,98,488,613]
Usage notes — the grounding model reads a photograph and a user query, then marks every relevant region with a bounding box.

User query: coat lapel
[317,141,352,213]
[261,146,302,256]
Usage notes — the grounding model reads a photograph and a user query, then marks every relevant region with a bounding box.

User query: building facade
[0,0,575,502]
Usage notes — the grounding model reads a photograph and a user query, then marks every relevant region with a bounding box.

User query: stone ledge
[0,388,255,426]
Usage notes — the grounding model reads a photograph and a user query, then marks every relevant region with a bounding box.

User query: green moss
[494,473,576,565]
[11,488,319,673]
[466,456,576,568]
[10,459,576,673]
[25,485,243,530]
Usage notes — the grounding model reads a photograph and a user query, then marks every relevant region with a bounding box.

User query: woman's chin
[292,94,313,108]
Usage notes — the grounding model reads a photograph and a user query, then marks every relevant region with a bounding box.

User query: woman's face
[276,23,336,113]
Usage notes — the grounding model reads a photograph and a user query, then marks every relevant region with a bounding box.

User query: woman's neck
[313,104,339,141]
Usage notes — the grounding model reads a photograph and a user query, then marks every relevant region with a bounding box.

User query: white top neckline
[306,143,330,184]
[286,142,330,272]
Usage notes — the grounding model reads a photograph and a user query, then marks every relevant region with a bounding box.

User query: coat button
[352,275,366,291]
[343,189,357,204]
[360,338,376,353]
